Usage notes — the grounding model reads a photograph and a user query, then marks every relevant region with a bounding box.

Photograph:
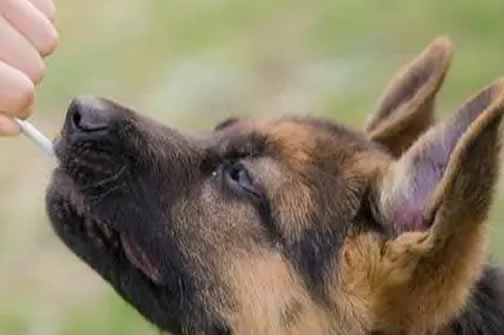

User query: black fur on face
[47,98,235,334]
[46,97,387,335]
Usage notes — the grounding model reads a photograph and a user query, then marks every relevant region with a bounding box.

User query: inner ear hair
[366,36,453,156]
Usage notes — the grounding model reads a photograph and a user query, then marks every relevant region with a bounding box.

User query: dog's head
[46,37,504,335]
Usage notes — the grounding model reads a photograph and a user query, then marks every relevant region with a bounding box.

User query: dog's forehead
[213,118,379,171]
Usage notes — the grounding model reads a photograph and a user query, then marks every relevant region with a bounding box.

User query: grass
[0,1,503,334]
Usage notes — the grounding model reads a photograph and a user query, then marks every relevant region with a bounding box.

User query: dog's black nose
[68,97,114,133]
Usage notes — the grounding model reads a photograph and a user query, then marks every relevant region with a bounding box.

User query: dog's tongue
[121,235,162,283]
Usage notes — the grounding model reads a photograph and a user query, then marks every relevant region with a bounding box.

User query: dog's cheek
[220,250,333,335]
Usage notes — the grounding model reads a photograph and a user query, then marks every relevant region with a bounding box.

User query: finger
[27,0,56,22]
[0,61,35,117]
[0,114,20,136]
[0,15,45,84]
[0,0,58,56]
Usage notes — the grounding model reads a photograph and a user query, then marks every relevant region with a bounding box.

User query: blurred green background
[1,0,504,334]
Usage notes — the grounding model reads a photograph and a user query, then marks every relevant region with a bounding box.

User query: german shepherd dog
[46,36,504,335]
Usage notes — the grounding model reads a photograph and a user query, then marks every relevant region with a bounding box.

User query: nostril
[72,110,82,129]
[68,98,112,133]
[75,111,110,132]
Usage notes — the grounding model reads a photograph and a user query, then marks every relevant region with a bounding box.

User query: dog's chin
[45,168,186,333]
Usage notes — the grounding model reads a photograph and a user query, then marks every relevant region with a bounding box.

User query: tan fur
[375,224,488,334]
[269,121,318,176]
[338,80,504,335]
[262,122,317,238]
[273,177,313,239]
[340,225,487,335]
[224,250,333,335]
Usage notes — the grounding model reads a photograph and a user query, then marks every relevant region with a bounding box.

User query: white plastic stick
[13,118,56,160]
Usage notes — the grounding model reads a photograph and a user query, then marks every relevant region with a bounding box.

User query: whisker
[79,165,128,191]
[88,183,127,205]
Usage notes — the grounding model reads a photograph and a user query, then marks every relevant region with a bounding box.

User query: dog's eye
[223,162,260,199]
[228,164,251,187]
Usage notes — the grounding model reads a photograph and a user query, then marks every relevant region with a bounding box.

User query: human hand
[0,0,58,136]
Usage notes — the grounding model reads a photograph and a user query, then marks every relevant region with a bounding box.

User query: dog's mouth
[120,234,162,282]
[49,166,164,284]
[80,206,163,284]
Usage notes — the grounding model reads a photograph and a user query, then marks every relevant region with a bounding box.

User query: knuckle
[13,79,35,113]
[40,28,59,56]
[30,59,46,84]
[43,0,57,22]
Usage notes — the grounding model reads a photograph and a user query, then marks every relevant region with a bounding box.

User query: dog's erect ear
[380,80,504,237]
[366,36,453,156]
[369,80,504,334]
